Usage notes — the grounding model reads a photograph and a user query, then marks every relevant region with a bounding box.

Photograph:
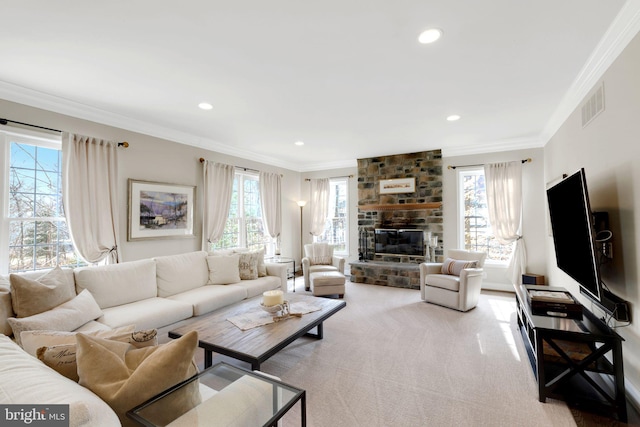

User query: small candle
[263,290,284,306]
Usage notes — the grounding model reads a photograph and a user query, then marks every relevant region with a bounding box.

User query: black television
[546,168,602,302]
[374,229,424,256]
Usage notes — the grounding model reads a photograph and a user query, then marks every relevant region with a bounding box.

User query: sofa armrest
[301,257,311,290]
[265,263,287,292]
[459,268,484,311]
[332,256,345,273]
[419,263,443,300]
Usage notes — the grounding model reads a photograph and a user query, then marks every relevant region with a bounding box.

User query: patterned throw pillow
[238,252,259,280]
[441,258,478,276]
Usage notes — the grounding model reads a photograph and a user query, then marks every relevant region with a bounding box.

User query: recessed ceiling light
[294,141,304,146]
[418,28,442,44]
[446,115,461,121]
[198,102,213,110]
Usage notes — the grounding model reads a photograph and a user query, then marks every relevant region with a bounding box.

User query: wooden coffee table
[168,293,346,370]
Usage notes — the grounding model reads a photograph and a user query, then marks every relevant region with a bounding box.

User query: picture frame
[379,177,415,194]
[128,179,195,241]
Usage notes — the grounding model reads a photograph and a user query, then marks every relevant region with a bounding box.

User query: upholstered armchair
[419,249,487,312]
[301,243,345,291]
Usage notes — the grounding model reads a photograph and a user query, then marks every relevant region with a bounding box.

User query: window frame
[212,170,273,253]
[457,167,512,266]
[312,177,349,256]
[0,127,81,274]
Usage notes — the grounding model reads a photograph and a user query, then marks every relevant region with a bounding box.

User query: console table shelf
[514,284,627,421]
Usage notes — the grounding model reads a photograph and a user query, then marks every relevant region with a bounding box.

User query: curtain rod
[0,118,129,147]
[198,158,283,176]
[447,158,531,170]
[305,174,354,181]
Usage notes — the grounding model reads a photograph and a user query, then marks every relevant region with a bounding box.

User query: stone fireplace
[350,150,443,289]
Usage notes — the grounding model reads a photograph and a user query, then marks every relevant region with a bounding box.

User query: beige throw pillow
[238,252,259,280]
[36,327,159,382]
[206,254,241,285]
[0,276,14,336]
[441,258,478,276]
[76,331,201,427]
[7,289,103,346]
[21,324,136,356]
[10,266,75,318]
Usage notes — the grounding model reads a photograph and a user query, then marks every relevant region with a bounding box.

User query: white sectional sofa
[0,250,287,426]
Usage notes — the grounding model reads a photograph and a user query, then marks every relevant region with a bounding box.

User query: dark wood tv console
[514,284,627,421]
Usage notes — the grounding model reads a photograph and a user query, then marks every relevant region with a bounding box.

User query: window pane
[9,192,35,218]
[10,143,36,169]
[314,179,348,252]
[461,170,513,262]
[35,146,60,173]
[36,169,58,194]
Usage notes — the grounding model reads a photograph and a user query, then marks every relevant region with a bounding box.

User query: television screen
[546,168,602,302]
[374,229,424,256]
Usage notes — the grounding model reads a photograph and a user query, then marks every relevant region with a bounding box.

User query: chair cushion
[310,271,346,287]
[441,258,478,276]
[426,274,461,292]
[308,265,338,274]
[154,251,209,297]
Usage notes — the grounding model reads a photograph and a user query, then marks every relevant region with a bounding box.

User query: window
[1,129,84,274]
[458,168,513,262]
[211,171,272,252]
[313,178,348,254]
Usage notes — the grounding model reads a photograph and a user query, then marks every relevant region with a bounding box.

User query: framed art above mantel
[128,179,195,241]
[379,177,415,194]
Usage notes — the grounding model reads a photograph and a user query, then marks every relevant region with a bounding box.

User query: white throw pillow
[7,289,103,346]
[74,259,157,309]
[154,251,209,297]
[206,254,241,285]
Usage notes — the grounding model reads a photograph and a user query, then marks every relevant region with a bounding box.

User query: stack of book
[527,289,583,319]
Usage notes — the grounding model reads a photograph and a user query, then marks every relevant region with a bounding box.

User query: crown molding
[0,81,302,171]
[541,0,640,144]
[442,136,543,158]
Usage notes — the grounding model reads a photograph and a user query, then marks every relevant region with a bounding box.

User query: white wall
[0,99,302,265]
[544,31,640,401]
[442,147,547,291]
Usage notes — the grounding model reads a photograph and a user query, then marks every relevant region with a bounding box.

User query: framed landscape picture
[128,179,195,241]
[379,177,415,194]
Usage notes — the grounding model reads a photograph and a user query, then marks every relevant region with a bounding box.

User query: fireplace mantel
[358,202,442,211]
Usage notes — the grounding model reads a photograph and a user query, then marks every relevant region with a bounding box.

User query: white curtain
[61,133,120,264]
[202,161,235,250]
[484,161,527,285]
[309,178,330,237]
[259,171,282,246]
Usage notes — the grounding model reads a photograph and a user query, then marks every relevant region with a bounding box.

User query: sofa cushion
[154,251,209,297]
[74,259,157,309]
[10,266,76,318]
[441,258,478,276]
[233,276,282,299]
[427,274,461,292]
[167,284,247,316]
[98,297,193,330]
[8,289,103,346]
[206,254,241,285]
[76,331,201,427]
[0,275,13,336]
[0,334,121,426]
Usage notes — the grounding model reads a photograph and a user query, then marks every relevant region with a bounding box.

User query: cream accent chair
[419,249,487,312]
[301,243,345,291]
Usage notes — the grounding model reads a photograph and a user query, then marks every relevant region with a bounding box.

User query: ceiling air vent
[581,83,605,128]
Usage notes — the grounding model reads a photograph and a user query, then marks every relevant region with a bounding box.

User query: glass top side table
[127,362,306,426]
[265,256,296,292]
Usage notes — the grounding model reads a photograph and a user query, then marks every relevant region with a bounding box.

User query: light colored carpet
[259,281,576,427]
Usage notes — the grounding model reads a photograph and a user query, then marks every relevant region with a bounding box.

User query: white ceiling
[1,1,639,171]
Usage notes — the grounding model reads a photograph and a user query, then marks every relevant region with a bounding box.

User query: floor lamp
[297,201,306,261]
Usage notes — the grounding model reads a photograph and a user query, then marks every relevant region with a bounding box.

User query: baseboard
[482,281,514,293]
